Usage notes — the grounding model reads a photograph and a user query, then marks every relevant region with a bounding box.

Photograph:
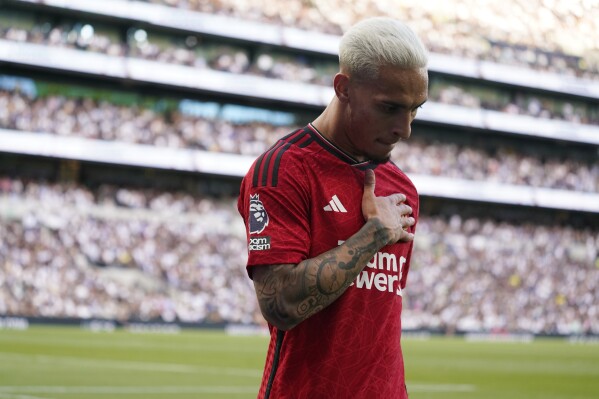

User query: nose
[392,112,412,140]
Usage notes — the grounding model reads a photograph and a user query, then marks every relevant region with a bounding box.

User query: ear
[333,72,350,104]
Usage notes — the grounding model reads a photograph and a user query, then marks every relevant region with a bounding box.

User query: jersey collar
[307,123,379,169]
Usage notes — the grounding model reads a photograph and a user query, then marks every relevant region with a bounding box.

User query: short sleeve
[238,149,310,273]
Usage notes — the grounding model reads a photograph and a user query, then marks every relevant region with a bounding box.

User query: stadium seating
[0,0,597,336]
[1,176,597,334]
[1,88,597,192]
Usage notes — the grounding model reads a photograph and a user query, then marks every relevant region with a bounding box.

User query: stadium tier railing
[2,128,598,213]
[7,0,599,100]
[1,40,598,146]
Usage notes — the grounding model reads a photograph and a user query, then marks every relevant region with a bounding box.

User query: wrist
[364,218,393,247]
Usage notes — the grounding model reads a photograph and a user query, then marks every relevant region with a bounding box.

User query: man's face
[341,66,428,162]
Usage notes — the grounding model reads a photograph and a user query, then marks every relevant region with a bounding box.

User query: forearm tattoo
[254,219,390,330]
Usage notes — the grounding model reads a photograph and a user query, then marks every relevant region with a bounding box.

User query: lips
[376,139,397,146]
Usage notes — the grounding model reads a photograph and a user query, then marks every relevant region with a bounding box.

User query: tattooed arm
[252,169,415,331]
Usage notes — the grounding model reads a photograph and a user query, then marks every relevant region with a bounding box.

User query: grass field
[1,326,598,399]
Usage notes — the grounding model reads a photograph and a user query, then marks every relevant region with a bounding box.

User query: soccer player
[238,17,428,399]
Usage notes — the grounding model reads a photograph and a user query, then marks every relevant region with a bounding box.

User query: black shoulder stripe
[298,136,314,148]
[288,129,309,144]
[253,141,284,188]
[252,129,309,188]
[252,152,267,188]
[261,141,284,187]
[280,128,303,141]
[271,143,292,187]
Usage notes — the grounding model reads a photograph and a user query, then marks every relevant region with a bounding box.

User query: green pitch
[0,326,598,399]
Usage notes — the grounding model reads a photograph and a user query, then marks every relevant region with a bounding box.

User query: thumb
[363,169,376,198]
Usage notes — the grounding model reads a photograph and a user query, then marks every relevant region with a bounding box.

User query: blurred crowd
[0,23,336,86]
[1,89,597,192]
[0,177,259,324]
[1,0,597,337]
[406,214,598,335]
[2,2,599,87]
[428,80,599,125]
[2,22,598,124]
[391,140,598,192]
[137,0,599,79]
[0,176,597,334]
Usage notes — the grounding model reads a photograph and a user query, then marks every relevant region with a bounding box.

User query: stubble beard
[370,154,391,164]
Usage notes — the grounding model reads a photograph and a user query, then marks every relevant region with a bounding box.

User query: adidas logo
[323,195,347,213]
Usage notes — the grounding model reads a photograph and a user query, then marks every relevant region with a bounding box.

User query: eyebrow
[383,99,428,109]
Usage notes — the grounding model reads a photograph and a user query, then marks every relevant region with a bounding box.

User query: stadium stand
[1,176,597,334]
[0,175,260,324]
[2,11,598,124]
[123,0,599,80]
[0,0,597,335]
[1,86,597,192]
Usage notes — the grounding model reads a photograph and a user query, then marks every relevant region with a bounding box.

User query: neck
[311,101,367,163]
[312,98,345,145]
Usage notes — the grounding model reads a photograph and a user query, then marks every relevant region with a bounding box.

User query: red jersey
[238,124,419,399]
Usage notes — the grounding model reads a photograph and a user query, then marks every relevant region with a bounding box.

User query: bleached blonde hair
[339,17,429,80]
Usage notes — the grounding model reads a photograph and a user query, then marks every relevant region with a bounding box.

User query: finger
[363,169,375,198]
[398,232,415,242]
[388,193,407,205]
[398,222,415,241]
[402,216,416,228]
[397,203,412,215]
